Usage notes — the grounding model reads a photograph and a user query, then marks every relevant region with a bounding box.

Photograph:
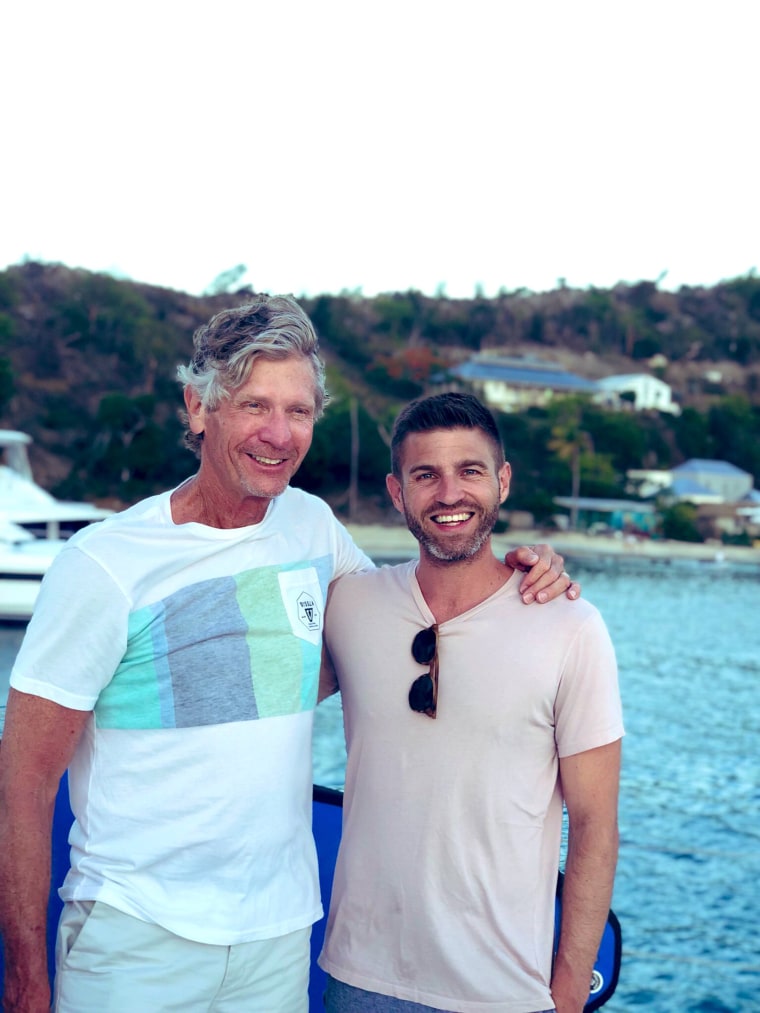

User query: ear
[498,461,511,504]
[385,473,405,515]
[184,386,206,435]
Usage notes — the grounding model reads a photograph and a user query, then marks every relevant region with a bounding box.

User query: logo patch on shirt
[278,566,324,647]
[298,591,320,631]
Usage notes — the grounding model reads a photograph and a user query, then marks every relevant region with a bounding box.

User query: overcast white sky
[1,1,757,299]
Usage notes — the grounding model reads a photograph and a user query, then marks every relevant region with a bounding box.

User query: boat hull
[0,540,63,621]
[0,576,42,621]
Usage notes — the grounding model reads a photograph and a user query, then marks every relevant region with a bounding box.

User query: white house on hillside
[669,459,754,503]
[447,357,680,416]
[595,374,680,415]
[627,459,754,504]
[625,469,673,499]
[447,356,598,412]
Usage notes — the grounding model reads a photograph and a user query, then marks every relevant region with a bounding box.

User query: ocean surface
[2,559,759,1011]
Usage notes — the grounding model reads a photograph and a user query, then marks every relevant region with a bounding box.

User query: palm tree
[548,397,593,531]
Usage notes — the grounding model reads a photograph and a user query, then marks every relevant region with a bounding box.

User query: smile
[249,453,287,466]
[429,511,474,525]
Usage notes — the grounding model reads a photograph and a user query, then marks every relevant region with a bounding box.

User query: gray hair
[177,294,328,456]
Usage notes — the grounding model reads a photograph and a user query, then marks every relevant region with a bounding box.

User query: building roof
[554,496,657,514]
[670,477,718,499]
[450,360,597,393]
[672,459,751,478]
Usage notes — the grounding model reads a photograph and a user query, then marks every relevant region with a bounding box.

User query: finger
[504,545,540,572]
[517,548,564,590]
[533,572,582,604]
[522,571,571,604]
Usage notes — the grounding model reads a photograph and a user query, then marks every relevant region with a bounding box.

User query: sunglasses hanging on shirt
[409,624,438,719]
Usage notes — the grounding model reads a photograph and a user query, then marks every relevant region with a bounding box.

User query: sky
[1,1,757,300]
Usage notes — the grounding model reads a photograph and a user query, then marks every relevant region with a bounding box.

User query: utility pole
[349,397,359,521]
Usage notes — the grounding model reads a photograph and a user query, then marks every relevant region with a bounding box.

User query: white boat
[0,525,64,621]
[0,430,113,539]
[0,431,114,621]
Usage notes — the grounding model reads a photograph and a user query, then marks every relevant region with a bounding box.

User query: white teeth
[433,512,471,524]
[254,455,284,465]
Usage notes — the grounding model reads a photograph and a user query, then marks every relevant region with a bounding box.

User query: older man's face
[187,355,317,521]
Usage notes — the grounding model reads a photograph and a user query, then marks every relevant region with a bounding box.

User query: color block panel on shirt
[95,566,323,729]
[239,566,321,716]
[93,604,166,729]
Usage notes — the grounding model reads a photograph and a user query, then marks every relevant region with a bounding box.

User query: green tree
[0,357,14,413]
[660,502,702,542]
[52,392,189,502]
[58,274,159,375]
[373,294,418,341]
[547,397,593,529]
[673,407,712,461]
[293,395,390,514]
[204,264,248,296]
[581,406,647,473]
[0,271,18,311]
[708,396,760,480]
[308,295,372,368]
[0,312,15,347]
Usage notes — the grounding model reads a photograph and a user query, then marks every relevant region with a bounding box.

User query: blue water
[3,560,759,1011]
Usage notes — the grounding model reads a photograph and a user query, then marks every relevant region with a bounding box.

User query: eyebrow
[232,393,315,410]
[408,458,491,474]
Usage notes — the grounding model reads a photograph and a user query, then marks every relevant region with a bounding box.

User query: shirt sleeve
[327,510,375,579]
[9,545,130,710]
[554,607,624,758]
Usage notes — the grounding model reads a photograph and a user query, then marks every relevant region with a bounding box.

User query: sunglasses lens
[409,673,435,712]
[412,626,437,665]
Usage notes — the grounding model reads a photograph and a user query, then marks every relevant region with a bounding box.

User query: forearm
[0,780,56,1012]
[0,690,88,1013]
[551,820,619,1013]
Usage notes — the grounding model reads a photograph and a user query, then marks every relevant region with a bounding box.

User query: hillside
[1,261,759,523]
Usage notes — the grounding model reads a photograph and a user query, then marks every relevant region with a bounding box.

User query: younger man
[320,393,624,1013]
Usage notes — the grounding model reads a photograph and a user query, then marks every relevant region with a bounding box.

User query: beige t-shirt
[319,560,624,1013]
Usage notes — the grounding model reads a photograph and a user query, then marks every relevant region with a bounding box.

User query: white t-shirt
[11,485,372,945]
[319,561,624,1013]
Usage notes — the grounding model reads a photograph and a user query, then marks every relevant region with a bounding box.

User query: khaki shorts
[54,900,310,1012]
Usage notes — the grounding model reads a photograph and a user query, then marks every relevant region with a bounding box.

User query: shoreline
[344,523,760,568]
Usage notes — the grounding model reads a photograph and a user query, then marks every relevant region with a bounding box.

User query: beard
[404,499,501,562]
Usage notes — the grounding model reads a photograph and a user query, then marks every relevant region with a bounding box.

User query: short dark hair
[390,392,505,476]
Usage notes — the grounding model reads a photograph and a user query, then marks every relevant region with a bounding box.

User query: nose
[257,410,294,448]
[435,473,466,504]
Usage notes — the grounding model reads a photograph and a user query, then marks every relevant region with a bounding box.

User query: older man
[0,297,573,1013]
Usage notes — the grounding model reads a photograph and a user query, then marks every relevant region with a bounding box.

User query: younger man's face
[386,427,511,563]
